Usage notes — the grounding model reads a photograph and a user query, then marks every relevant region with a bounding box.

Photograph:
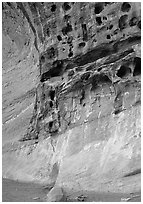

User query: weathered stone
[46,186,64,202]
[2,2,141,201]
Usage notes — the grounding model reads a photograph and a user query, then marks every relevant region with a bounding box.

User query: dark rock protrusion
[116,65,131,78]
[124,169,141,177]
[119,15,128,30]
[121,2,131,12]
[133,57,141,76]
[74,45,111,66]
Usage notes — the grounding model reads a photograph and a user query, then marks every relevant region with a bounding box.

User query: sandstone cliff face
[2,2,141,196]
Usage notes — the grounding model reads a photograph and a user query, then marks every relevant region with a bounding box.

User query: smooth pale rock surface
[2,2,141,201]
[46,186,64,202]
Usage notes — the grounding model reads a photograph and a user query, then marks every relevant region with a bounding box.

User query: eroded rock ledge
[3,2,141,197]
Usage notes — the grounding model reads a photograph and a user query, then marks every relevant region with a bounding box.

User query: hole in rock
[79,16,84,24]
[68,70,74,76]
[94,3,104,14]
[116,65,131,78]
[57,35,62,41]
[62,2,71,11]
[133,57,141,76]
[62,23,72,35]
[7,2,11,7]
[64,14,71,22]
[49,100,53,108]
[109,24,113,30]
[41,61,63,82]
[114,109,122,115]
[40,55,45,64]
[81,72,90,81]
[67,36,73,44]
[103,16,107,21]
[81,24,88,41]
[113,29,119,35]
[129,17,138,27]
[99,74,112,84]
[96,17,102,26]
[49,121,53,128]
[119,15,128,30]
[51,4,56,12]
[68,51,73,58]
[121,2,131,12]
[106,34,111,39]
[78,42,86,48]
[49,90,55,100]
[46,28,50,37]
[98,67,102,72]
[46,47,57,59]
[80,89,85,104]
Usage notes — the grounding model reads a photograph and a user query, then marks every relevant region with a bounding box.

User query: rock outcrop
[2,2,141,199]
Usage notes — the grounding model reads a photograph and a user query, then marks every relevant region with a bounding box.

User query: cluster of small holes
[40,2,140,65]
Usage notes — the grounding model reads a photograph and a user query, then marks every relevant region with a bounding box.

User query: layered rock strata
[2,2,141,197]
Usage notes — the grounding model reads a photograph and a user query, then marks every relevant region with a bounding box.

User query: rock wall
[2,2,141,196]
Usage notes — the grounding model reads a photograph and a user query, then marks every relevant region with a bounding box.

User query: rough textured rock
[2,2,141,199]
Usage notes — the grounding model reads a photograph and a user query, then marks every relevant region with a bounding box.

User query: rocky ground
[3,178,141,202]
[2,2,141,202]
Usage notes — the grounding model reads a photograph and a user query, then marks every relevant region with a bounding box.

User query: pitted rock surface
[2,2,141,198]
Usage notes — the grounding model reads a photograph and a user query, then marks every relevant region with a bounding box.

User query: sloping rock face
[3,2,141,196]
[2,2,39,144]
